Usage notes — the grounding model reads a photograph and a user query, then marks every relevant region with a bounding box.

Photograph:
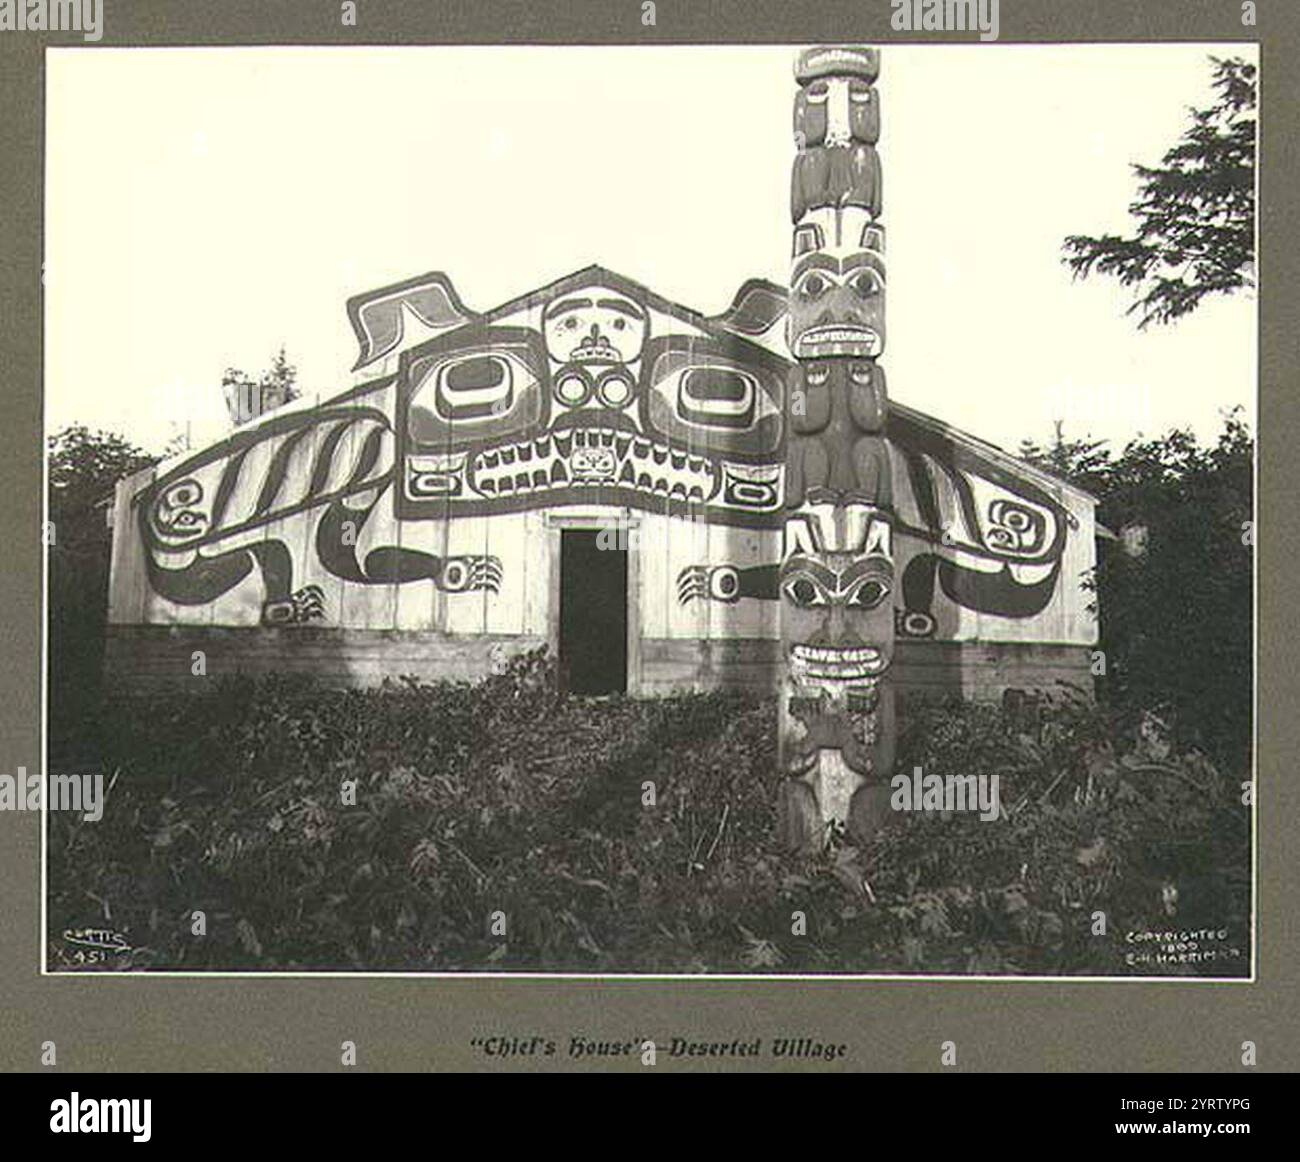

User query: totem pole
[778,45,895,851]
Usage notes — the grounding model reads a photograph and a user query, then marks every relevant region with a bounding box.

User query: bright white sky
[46,44,1257,458]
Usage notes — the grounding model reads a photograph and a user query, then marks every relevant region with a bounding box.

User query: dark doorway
[559,529,627,695]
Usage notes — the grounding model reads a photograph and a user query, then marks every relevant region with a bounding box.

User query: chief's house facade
[104,266,1098,698]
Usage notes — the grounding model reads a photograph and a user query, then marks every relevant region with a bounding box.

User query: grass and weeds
[47,650,1250,976]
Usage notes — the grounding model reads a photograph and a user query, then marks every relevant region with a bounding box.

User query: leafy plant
[48,658,1249,977]
[1021,411,1253,763]
[1062,56,1255,328]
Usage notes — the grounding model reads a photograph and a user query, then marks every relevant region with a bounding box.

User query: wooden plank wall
[103,626,547,690]
[639,638,1093,699]
[104,625,1092,701]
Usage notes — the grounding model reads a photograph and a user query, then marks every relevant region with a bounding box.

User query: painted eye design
[645,345,783,456]
[782,573,828,608]
[440,560,469,591]
[165,481,203,508]
[986,499,1048,554]
[407,340,545,448]
[848,363,875,386]
[846,577,890,609]
[797,271,831,299]
[597,369,635,408]
[806,364,831,387]
[152,478,209,542]
[678,367,759,429]
[433,354,513,421]
[849,80,873,103]
[850,269,882,298]
[807,81,830,103]
[554,368,592,407]
[710,567,740,602]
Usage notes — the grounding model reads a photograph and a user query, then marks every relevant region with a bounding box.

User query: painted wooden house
[104,266,1097,697]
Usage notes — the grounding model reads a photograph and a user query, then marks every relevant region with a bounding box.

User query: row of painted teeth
[800,328,877,343]
[470,428,718,500]
[476,429,713,474]
[792,645,881,663]
[475,461,711,500]
[798,666,883,684]
[800,663,880,676]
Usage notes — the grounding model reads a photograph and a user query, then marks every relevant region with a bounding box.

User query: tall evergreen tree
[1062,57,1255,328]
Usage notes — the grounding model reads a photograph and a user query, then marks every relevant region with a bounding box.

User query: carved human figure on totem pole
[779,45,896,851]
[776,502,896,850]
[785,206,890,507]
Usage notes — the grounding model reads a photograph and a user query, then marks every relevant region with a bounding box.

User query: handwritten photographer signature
[55,926,133,966]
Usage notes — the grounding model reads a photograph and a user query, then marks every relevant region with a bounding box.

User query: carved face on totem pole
[780,46,894,849]
[793,46,881,155]
[781,501,894,709]
[794,76,880,148]
[777,499,897,845]
[787,207,884,360]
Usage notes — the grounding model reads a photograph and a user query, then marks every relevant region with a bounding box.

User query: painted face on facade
[542,287,649,415]
[397,276,790,524]
[543,289,647,368]
[788,207,884,359]
[781,502,894,698]
[794,76,879,148]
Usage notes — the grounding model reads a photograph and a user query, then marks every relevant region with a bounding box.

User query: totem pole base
[777,683,897,853]
[776,777,824,854]
[776,751,861,853]
[776,765,894,854]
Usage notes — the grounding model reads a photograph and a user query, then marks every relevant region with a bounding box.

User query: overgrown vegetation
[46,425,159,751]
[1021,410,1253,763]
[48,651,1249,975]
